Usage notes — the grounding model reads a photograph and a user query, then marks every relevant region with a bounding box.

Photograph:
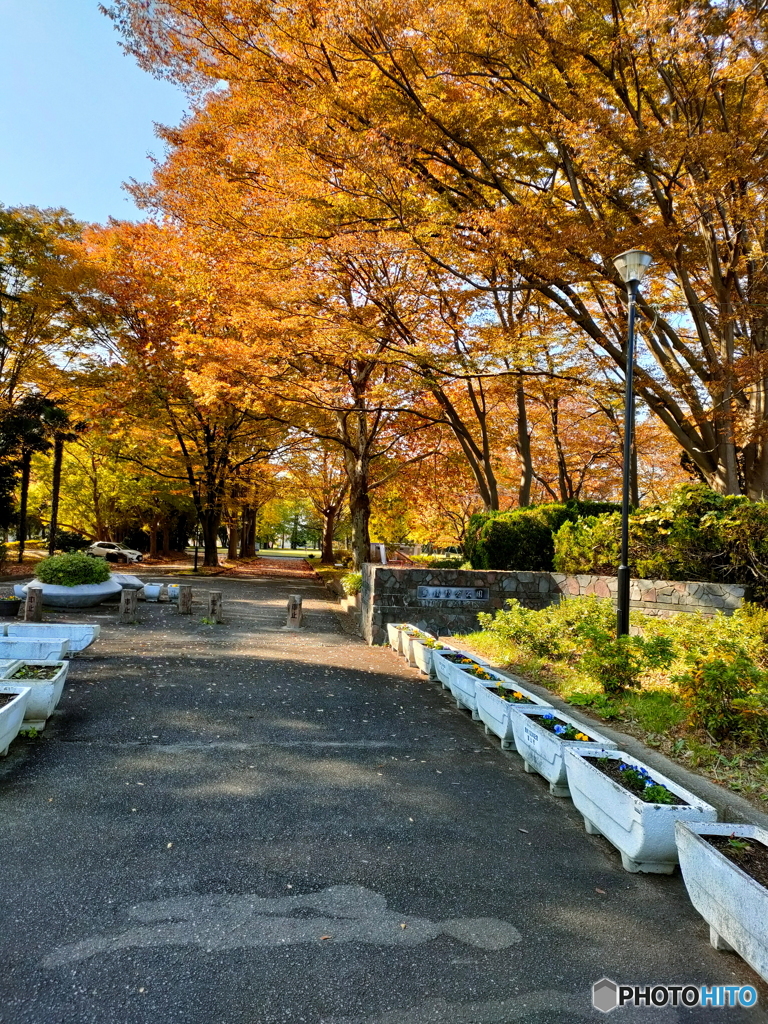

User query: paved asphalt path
[1,571,766,1024]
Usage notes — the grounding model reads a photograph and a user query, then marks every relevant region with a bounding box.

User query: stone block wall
[361,565,749,645]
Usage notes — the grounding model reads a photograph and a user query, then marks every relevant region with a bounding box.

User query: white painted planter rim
[565,747,715,809]
[510,705,610,743]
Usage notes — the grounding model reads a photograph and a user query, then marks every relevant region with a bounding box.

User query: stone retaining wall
[361,565,749,645]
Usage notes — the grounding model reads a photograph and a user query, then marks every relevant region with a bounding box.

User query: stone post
[178,585,193,615]
[208,590,223,623]
[286,594,303,629]
[24,582,44,622]
[119,588,138,623]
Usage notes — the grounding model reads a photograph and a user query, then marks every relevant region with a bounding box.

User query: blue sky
[0,0,188,224]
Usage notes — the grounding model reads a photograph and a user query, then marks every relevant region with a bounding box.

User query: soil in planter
[584,756,687,806]
[0,692,18,709]
[12,665,58,680]
[707,834,768,890]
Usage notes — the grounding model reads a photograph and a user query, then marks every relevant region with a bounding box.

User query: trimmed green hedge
[553,484,768,601]
[35,552,111,587]
[465,500,620,571]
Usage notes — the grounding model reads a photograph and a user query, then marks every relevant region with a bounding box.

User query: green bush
[53,529,90,553]
[553,484,768,599]
[476,595,617,662]
[675,653,768,744]
[35,552,111,587]
[578,624,675,695]
[466,500,619,571]
[341,571,362,596]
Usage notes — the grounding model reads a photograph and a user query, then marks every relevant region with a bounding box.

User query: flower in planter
[608,759,678,804]
[497,687,527,703]
[538,713,591,741]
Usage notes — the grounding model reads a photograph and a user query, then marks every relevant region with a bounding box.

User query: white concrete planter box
[167,584,180,603]
[449,666,506,718]
[401,630,435,667]
[142,584,162,602]
[0,638,69,662]
[386,623,427,658]
[0,660,21,677]
[5,623,99,652]
[412,640,454,678]
[0,685,31,755]
[476,680,553,749]
[14,578,122,608]
[432,650,486,690]
[676,822,768,982]
[564,748,717,873]
[0,662,70,730]
[386,622,406,652]
[510,707,617,797]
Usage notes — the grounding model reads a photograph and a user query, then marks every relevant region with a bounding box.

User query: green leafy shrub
[553,484,768,599]
[466,500,620,572]
[675,653,768,744]
[341,571,362,596]
[578,625,674,695]
[477,595,617,661]
[553,514,621,575]
[35,552,110,587]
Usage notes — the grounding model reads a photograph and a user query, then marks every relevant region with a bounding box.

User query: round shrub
[35,552,111,587]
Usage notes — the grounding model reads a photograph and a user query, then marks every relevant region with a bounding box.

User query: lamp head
[613,249,652,285]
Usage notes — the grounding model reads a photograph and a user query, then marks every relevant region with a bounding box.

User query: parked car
[87,541,143,564]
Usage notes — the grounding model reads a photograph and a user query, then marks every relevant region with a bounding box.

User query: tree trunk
[347,460,371,571]
[321,505,337,564]
[516,384,533,507]
[228,521,239,559]
[149,522,159,558]
[200,512,221,567]
[17,451,31,564]
[48,435,64,556]
[162,524,171,556]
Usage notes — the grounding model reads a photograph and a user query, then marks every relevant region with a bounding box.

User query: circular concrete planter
[0,661,70,730]
[676,822,768,983]
[0,685,31,756]
[564,747,717,873]
[14,578,122,608]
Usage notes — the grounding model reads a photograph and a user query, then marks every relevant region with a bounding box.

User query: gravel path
[0,573,765,1023]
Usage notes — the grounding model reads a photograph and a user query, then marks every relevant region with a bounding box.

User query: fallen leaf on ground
[595,888,606,894]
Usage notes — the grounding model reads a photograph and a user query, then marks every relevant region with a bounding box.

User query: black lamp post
[613,249,653,637]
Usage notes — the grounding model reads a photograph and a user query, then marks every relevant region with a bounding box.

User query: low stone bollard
[208,590,223,623]
[24,583,44,623]
[178,585,193,615]
[286,594,303,629]
[119,588,138,623]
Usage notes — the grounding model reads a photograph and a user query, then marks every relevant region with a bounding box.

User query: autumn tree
[107,0,768,498]
[82,221,286,565]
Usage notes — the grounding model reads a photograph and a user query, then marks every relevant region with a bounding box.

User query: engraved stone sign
[416,586,489,601]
